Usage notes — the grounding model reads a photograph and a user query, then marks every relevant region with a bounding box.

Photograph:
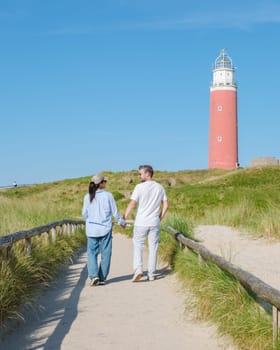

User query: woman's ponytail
[89,181,98,202]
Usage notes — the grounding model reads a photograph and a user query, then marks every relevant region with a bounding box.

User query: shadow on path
[0,248,88,350]
[1,234,237,350]
[107,264,171,284]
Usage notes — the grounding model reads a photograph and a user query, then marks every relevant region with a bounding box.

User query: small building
[250,157,279,167]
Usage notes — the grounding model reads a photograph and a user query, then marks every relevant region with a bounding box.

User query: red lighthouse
[208,49,239,169]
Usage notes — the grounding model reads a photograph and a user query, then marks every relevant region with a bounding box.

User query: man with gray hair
[124,165,169,282]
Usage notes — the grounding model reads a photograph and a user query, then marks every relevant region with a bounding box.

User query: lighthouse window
[218,105,222,112]
[217,136,222,142]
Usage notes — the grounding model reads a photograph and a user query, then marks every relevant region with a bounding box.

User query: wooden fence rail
[0,219,85,256]
[165,225,280,346]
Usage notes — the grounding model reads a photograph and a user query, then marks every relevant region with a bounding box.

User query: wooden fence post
[43,232,50,244]
[50,227,56,242]
[178,241,184,250]
[62,224,67,235]
[25,237,32,254]
[57,225,62,236]
[273,306,280,347]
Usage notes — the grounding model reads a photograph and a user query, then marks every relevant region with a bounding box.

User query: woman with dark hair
[82,174,126,286]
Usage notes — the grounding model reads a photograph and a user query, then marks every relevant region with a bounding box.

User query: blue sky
[1,0,280,185]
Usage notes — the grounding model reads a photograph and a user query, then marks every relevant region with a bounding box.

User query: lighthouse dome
[214,49,233,69]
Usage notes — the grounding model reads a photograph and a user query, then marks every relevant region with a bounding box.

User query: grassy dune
[1,166,280,237]
[0,166,280,348]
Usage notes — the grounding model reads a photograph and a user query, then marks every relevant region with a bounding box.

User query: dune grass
[0,229,86,327]
[174,250,276,350]
[0,166,280,346]
[1,166,280,238]
[160,214,280,350]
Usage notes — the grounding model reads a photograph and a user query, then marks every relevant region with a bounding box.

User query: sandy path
[0,233,235,350]
[195,225,280,290]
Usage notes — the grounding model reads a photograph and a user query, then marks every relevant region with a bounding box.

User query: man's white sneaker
[148,275,155,281]
[132,272,143,282]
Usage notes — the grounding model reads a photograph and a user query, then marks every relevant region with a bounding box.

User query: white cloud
[41,2,280,36]
[132,7,280,31]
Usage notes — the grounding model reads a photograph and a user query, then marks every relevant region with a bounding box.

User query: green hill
[0,166,280,238]
[1,166,280,349]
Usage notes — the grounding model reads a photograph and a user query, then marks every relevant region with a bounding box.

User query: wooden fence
[1,221,279,344]
[165,226,280,346]
[0,219,85,257]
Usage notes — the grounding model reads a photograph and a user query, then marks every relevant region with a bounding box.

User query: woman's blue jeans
[87,230,112,281]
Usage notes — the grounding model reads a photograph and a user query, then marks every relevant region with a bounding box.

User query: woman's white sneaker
[89,277,100,286]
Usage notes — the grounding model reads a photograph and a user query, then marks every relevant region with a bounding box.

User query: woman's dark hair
[89,181,99,202]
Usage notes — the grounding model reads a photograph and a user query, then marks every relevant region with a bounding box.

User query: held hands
[120,216,127,228]
[121,212,134,228]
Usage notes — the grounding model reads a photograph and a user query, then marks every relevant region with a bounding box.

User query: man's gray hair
[138,165,154,177]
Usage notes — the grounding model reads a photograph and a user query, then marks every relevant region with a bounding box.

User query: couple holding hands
[82,165,169,286]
